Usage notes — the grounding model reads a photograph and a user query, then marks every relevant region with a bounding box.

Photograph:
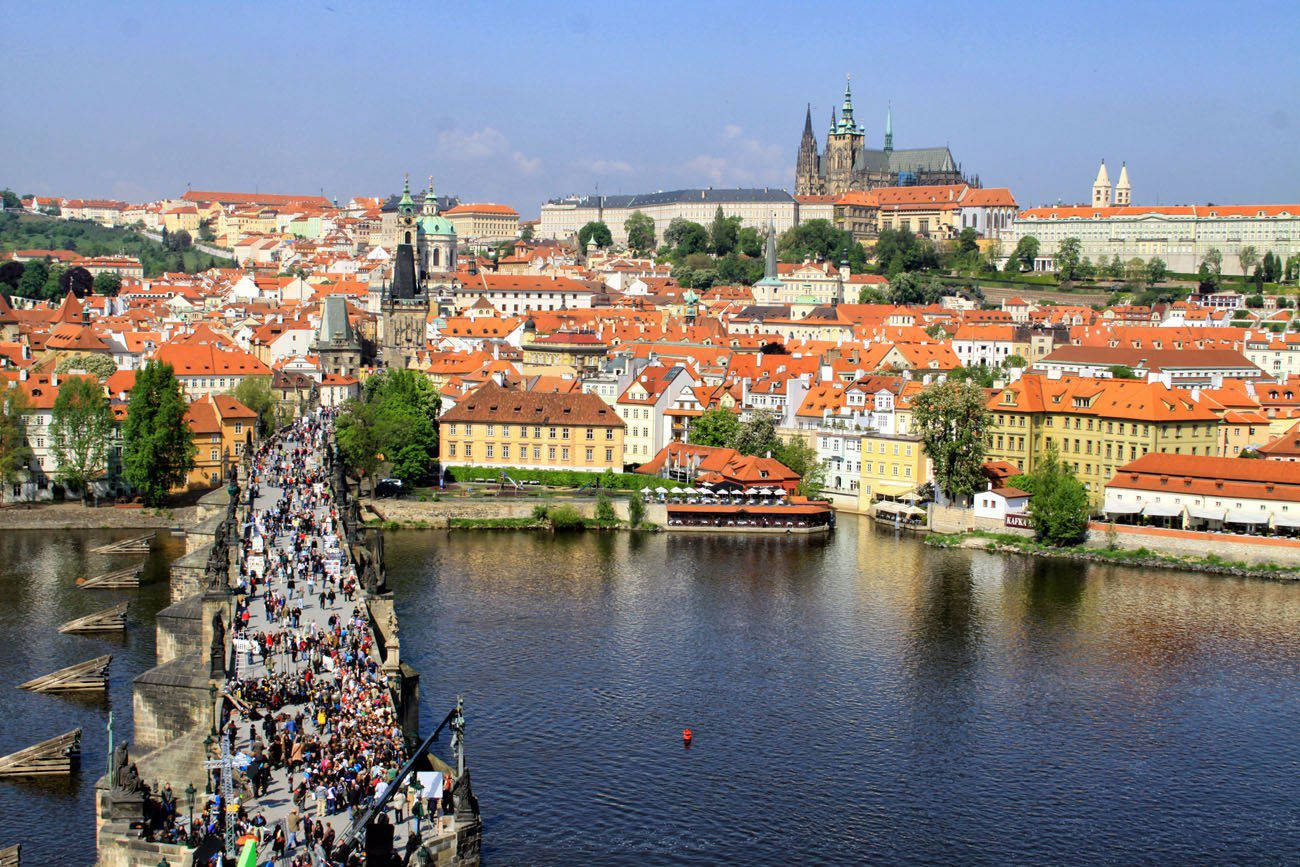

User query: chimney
[50,371,58,386]
[19,368,28,381]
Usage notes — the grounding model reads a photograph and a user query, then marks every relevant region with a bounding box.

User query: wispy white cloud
[585,159,634,176]
[511,151,541,175]
[436,126,541,176]
[681,124,785,187]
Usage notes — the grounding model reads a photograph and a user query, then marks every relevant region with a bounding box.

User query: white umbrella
[670,487,683,494]
[655,486,668,494]
[682,486,698,495]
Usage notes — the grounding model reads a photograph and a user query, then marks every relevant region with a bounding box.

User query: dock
[58,602,128,634]
[0,729,81,777]
[91,533,154,555]
[76,566,142,589]
[18,655,111,694]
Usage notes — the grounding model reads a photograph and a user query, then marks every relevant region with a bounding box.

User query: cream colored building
[538,188,797,246]
[442,204,520,246]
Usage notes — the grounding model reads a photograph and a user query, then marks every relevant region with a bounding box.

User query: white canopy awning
[1142,502,1183,518]
[655,486,668,494]
[1224,509,1270,525]
[1104,503,1142,515]
[1271,512,1300,528]
[670,487,683,494]
[1186,506,1225,522]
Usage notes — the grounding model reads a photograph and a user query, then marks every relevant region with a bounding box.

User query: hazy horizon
[5,0,1298,217]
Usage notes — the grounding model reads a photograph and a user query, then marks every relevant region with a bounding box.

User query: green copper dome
[419,213,456,235]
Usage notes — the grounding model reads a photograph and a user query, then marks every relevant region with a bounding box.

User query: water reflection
[386,516,1300,864]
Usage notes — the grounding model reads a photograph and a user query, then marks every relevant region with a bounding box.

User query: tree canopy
[624,211,655,256]
[337,368,441,489]
[92,270,122,296]
[665,218,709,256]
[122,361,195,505]
[779,219,866,271]
[910,380,990,504]
[577,221,612,251]
[1014,443,1090,546]
[709,206,741,256]
[872,227,940,275]
[232,376,278,436]
[50,375,114,495]
[56,353,117,379]
[0,389,31,487]
[688,407,740,448]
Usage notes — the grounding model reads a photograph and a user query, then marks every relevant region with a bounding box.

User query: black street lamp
[203,734,214,793]
[185,781,196,842]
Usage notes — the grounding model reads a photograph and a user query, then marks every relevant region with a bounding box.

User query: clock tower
[380,174,431,369]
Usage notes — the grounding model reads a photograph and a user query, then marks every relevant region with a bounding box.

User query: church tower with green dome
[417,176,457,275]
[380,174,433,369]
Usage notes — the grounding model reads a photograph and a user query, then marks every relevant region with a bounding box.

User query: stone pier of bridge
[95,427,481,866]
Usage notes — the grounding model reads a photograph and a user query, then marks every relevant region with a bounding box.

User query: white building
[539,188,797,246]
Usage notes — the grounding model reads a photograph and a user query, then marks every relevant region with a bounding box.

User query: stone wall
[929,504,1033,537]
[155,596,202,665]
[132,652,210,753]
[1086,521,1300,567]
[368,495,667,526]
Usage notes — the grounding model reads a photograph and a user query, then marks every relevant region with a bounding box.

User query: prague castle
[795,78,971,196]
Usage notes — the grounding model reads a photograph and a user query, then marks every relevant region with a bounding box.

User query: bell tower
[1092,160,1112,207]
[380,173,431,369]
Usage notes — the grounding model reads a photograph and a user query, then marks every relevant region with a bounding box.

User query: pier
[94,411,480,866]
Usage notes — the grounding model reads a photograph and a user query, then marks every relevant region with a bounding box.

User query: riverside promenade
[208,413,479,865]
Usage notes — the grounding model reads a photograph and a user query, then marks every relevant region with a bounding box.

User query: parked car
[374,477,405,498]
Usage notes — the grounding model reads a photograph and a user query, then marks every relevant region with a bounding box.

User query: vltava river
[386,515,1300,865]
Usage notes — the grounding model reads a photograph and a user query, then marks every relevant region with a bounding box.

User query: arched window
[432,248,440,267]
[404,231,412,244]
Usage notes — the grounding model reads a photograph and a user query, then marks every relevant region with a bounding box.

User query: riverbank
[364,494,667,530]
[927,529,1300,581]
[0,501,196,530]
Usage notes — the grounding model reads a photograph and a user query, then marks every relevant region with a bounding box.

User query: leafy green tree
[957,227,979,256]
[729,409,780,457]
[1055,236,1082,282]
[519,223,535,242]
[665,218,709,256]
[92,271,122,296]
[736,226,762,257]
[42,264,66,300]
[1238,245,1259,277]
[1246,294,1264,309]
[774,435,825,498]
[0,389,31,488]
[779,219,866,271]
[17,259,48,298]
[50,375,113,496]
[1004,354,1028,369]
[689,407,740,447]
[624,211,655,256]
[0,260,23,290]
[872,227,939,275]
[1015,443,1090,546]
[595,491,617,523]
[1146,257,1167,286]
[1109,364,1138,379]
[232,376,278,436]
[716,253,763,286]
[858,285,888,304]
[0,189,21,209]
[198,219,215,242]
[56,354,116,379]
[627,491,646,527]
[708,206,740,256]
[1124,258,1148,286]
[339,368,441,489]
[336,400,383,493]
[577,221,612,250]
[1009,235,1039,272]
[122,361,195,505]
[910,380,990,504]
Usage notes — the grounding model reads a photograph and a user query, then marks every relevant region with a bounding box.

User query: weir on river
[93,411,481,866]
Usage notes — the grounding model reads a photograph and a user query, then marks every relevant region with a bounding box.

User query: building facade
[539,188,797,246]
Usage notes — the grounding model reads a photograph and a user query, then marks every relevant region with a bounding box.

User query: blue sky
[4,0,1297,216]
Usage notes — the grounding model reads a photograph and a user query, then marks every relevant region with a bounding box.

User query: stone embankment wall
[368,495,668,526]
[1086,522,1300,567]
[929,504,1033,537]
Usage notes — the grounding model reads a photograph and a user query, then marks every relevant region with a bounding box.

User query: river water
[1,518,1297,864]
[0,528,183,865]
[385,515,1300,865]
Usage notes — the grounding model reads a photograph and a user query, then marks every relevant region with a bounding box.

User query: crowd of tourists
[175,412,451,865]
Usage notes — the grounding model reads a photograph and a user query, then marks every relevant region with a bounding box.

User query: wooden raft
[58,602,128,634]
[0,729,80,777]
[18,655,111,693]
[91,533,154,555]
[0,843,19,866]
[76,566,142,589]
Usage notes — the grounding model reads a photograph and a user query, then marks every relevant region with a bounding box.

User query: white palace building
[1002,162,1300,276]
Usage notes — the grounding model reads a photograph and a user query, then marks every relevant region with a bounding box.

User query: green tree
[0,260,22,290]
[1015,443,1090,546]
[122,361,195,505]
[1102,255,1124,281]
[519,223,535,242]
[232,375,278,436]
[1009,235,1039,272]
[0,189,21,209]
[1238,245,1259,277]
[624,211,655,256]
[627,490,646,527]
[198,219,215,242]
[689,407,740,447]
[729,409,781,457]
[56,354,116,379]
[50,375,113,497]
[0,389,31,489]
[957,227,979,256]
[708,206,740,256]
[1124,258,1148,286]
[1055,236,1082,282]
[577,221,612,250]
[1146,257,1167,286]
[780,219,867,271]
[910,380,990,504]
[665,218,709,256]
[60,265,94,298]
[716,253,763,286]
[594,491,617,523]
[339,368,441,489]
[92,271,122,296]
[1109,364,1138,379]
[1004,354,1028,369]
[774,435,825,498]
[736,226,762,258]
[336,399,383,493]
[17,259,48,299]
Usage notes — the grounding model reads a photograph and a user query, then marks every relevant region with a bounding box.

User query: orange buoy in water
[682,728,693,745]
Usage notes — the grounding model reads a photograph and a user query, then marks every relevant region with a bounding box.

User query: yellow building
[162,204,200,235]
[442,203,520,246]
[180,394,258,490]
[857,431,929,511]
[439,382,624,472]
[983,374,1220,501]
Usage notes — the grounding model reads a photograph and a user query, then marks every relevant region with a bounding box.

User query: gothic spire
[828,107,837,137]
[763,216,778,281]
[839,75,859,133]
[884,102,893,153]
[803,103,813,138]
[398,173,414,214]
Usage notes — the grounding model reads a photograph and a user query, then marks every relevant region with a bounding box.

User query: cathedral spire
[839,75,859,133]
[398,173,414,215]
[803,103,813,137]
[828,107,837,137]
[422,175,438,215]
[763,216,778,281]
[884,102,893,153]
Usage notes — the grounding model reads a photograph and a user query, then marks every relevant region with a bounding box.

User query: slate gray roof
[549,188,794,207]
[316,295,357,343]
[849,146,956,175]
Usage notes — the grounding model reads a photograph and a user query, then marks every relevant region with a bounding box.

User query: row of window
[445,423,614,441]
[445,442,615,463]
